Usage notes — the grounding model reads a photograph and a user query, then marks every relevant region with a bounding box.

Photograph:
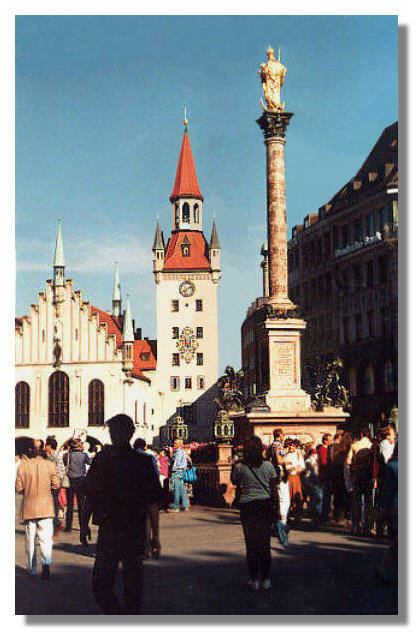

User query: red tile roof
[162,231,211,271]
[90,306,123,347]
[133,339,157,373]
[170,130,203,202]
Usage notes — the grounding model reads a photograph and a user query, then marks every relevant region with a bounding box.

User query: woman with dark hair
[231,436,279,591]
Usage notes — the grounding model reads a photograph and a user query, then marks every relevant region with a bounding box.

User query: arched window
[88,379,104,427]
[15,382,30,429]
[349,367,357,397]
[384,360,394,393]
[48,371,69,427]
[365,364,375,396]
[182,202,190,223]
[175,204,180,228]
[193,204,199,223]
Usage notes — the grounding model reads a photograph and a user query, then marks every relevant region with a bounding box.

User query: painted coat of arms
[176,326,198,364]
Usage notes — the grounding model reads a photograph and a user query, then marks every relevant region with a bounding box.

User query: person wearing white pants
[16,440,61,580]
[25,518,54,575]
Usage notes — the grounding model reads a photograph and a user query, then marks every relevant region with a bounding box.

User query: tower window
[181,244,190,257]
[196,299,203,311]
[197,353,203,366]
[172,326,179,339]
[42,329,45,343]
[197,376,205,390]
[172,353,180,366]
[185,377,192,389]
[175,204,180,228]
[193,204,199,223]
[196,327,203,339]
[75,328,78,341]
[171,299,179,312]
[170,376,180,391]
[182,202,190,223]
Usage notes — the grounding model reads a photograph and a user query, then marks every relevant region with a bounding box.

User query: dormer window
[181,235,190,257]
[182,202,190,223]
[193,204,199,223]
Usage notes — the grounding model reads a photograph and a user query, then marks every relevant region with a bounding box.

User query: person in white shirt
[284,439,305,525]
[379,424,397,464]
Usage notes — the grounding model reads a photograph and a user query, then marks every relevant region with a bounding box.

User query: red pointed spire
[170,125,203,202]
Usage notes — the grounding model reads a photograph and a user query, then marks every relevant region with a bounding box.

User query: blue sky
[15,15,398,371]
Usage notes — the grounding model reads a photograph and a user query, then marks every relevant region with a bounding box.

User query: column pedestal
[263,315,311,412]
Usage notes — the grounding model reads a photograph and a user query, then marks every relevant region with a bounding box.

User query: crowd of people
[15,418,398,610]
[14,423,198,610]
[231,425,398,591]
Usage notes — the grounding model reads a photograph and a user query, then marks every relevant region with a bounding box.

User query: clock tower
[153,116,221,439]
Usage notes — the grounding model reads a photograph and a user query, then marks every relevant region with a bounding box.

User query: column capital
[256,110,294,141]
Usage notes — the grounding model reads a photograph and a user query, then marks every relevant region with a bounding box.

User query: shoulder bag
[246,465,290,547]
[183,465,198,484]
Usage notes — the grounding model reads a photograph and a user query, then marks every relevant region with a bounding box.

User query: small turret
[122,293,134,372]
[152,218,165,277]
[112,261,122,317]
[53,218,65,287]
[209,216,221,280]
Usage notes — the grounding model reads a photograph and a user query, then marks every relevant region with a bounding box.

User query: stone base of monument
[231,406,350,447]
[236,308,350,445]
[193,444,236,508]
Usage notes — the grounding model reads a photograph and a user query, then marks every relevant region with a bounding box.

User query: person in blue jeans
[303,446,323,526]
[168,439,189,512]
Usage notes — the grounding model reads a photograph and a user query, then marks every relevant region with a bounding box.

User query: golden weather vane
[258,46,287,112]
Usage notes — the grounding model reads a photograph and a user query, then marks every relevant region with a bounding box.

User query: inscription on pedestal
[271,341,296,388]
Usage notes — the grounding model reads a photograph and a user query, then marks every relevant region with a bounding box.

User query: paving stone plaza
[16,502,397,616]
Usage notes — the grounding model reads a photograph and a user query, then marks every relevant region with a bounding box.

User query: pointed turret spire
[122,293,134,343]
[209,216,220,250]
[152,218,165,251]
[170,117,203,202]
[53,218,65,286]
[112,261,122,317]
[54,218,65,267]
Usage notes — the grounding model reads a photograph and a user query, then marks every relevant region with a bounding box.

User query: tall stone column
[257,111,294,309]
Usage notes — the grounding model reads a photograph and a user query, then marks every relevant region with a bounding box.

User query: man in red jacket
[317,434,333,522]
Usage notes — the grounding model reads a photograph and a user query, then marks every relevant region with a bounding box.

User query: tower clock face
[179,280,195,297]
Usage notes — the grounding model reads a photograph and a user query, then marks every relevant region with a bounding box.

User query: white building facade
[15,121,221,447]
[15,222,161,447]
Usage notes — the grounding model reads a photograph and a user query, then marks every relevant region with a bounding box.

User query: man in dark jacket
[80,414,162,615]
[64,438,92,532]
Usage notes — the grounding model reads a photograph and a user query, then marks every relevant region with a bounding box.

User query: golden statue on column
[259,46,287,112]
